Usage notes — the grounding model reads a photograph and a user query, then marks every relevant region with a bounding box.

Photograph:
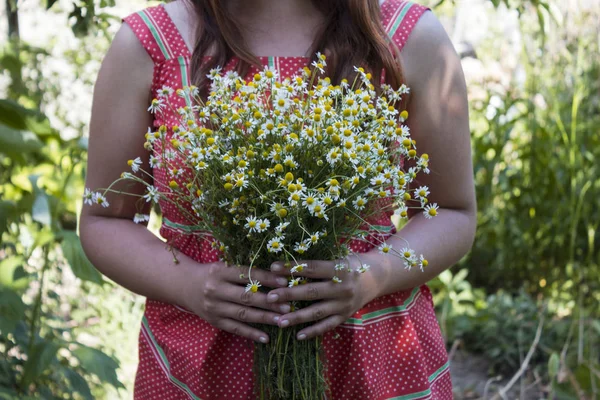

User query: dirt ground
[450,351,546,400]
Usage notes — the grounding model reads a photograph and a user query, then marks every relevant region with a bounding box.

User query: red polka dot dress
[123,1,452,399]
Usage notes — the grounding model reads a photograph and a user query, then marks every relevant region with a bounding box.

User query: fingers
[266,280,353,303]
[275,300,342,329]
[219,302,281,326]
[294,315,346,341]
[221,264,289,288]
[270,259,353,279]
[217,283,292,314]
[216,318,271,344]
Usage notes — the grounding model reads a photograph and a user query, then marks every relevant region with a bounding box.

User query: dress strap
[381,0,430,51]
[122,5,190,64]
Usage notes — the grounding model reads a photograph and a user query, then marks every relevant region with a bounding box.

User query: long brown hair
[187,0,403,94]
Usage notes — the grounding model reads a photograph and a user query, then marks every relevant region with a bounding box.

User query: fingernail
[259,336,269,343]
[280,304,291,313]
[268,293,279,302]
[297,333,306,340]
[276,277,288,286]
[271,263,282,272]
[273,316,280,323]
[279,319,289,328]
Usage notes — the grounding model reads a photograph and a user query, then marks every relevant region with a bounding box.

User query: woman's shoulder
[380,0,432,52]
[120,1,192,64]
[400,9,459,88]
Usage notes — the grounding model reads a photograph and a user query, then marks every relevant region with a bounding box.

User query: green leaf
[0,256,24,288]
[438,270,453,286]
[0,200,16,234]
[0,99,53,136]
[453,269,469,285]
[46,0,59,9]
[0,124,43,155]
[0,387,23,400]
[30,179,51,227]
[21,340,60,387]
[60,231,104,284]
[73,345,125,389]
[548,352,560,379]
[64,369,93,400]
[0,288,26,334]
[0,99,27,130]
[591,320,600,335]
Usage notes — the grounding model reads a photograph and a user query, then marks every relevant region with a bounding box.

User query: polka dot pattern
[124,1,451,399]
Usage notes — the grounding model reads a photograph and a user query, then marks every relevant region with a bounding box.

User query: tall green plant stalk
[21,244,50,393]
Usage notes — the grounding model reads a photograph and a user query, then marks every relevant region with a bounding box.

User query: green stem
[21,244,50,392]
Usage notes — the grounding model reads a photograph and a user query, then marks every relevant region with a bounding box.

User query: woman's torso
[124,1,453,398]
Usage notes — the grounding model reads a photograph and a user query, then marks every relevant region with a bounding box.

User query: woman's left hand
[266,258,379,341]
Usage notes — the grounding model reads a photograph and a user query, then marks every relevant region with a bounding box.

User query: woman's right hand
[179,261,291,344]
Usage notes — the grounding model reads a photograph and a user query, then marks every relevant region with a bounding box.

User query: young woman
[80,0,476,398]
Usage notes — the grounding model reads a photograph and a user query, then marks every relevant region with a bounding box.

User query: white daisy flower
[83,188,94,206]
[275,221,290,235]
[404,256,418,271]
[288,191,302,206]
[128,157,142,173]
[283,155,298,169]
[301,193,318,210]
[144,186,160,203]
[358,264,371,274]
[308,200,326,216]
[400,248,415,260]
[149,154,162,168]
[273,95,292,113]
[164,149,177,161]
[415,186,430,200]
[262,120,277,135]
[294,242,309,254]
[378,243,393,254]
[353,196,367,211]
[294,180,307,193]
[417,156,430,174]
[158,86,174,98]
[133,213,150,224]
[370,174,388,186]
[188,148,204,164]
[394,204,409,219]
[92,192,109,208]
[234,175,248,191]
[207,66,223,79]
[263,66,279,81]
[245,279,261,293]
[332,276,342,284]
[418,255,429,272]
[245,216,259,233]
[223,70,239,85]
[326,148,342,166]
[288,277,302,287]
[290,263,307,274]
[256,219,271,233]
[424,203,439,219]
[147,98,165,114]
[307,232,321,245]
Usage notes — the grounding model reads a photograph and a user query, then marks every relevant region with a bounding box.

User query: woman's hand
[180,262,292,344]
[266,258,380,341]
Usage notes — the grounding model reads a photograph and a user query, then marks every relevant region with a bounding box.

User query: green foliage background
[0,0,598,398]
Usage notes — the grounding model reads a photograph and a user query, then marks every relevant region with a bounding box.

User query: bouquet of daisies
[85,53,437,399]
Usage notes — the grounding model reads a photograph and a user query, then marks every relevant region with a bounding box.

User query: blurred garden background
[0,0,598,398]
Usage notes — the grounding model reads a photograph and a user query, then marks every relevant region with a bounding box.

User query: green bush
[465,5,600,304]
